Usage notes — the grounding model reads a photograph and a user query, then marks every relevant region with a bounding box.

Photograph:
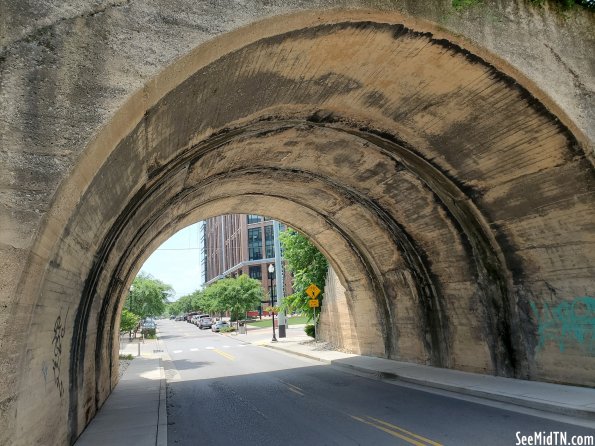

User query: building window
[249,265,262,280]
[264,225,274,258]
[248,228,262,260]
[247,215,261,224]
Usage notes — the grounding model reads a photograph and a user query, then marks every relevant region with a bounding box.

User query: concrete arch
[1,9,593,446]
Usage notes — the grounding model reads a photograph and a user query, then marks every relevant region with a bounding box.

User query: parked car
[189,314,208,326]
[211,320,229,332]
[198,316,212,330]
[141,320,156,336]
[186,312,200,323]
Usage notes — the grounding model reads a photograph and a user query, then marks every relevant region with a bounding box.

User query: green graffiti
[530,296,595,355]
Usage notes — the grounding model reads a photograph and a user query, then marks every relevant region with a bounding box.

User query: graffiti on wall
[51,309,68,398]
[530,296,595,355]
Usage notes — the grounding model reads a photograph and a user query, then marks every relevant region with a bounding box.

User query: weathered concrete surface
[0,2,594,445]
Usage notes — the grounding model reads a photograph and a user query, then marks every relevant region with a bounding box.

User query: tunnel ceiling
[6,15,594,446]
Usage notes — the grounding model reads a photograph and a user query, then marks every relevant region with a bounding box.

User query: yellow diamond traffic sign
[308,299,319,308]
[305,283,321,299]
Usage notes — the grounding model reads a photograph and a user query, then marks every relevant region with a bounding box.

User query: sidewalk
[230,323,595,422]
[74,337,167,446]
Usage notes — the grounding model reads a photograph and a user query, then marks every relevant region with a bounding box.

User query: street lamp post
[268,264,277,342]
[128,285,134,311]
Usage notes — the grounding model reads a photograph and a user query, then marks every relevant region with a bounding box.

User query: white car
[211,321,229,332]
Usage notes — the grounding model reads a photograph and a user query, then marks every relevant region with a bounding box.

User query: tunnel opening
[67,115,530,441]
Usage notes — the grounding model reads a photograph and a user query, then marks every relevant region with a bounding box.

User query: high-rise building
[201,214,292,303]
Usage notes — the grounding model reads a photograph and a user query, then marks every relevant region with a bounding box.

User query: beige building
[202,215,292,306]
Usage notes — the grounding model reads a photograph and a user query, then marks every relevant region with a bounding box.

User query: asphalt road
[160,320,594,446]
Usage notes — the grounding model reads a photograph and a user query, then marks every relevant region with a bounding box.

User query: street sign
[305,283,321,299]
[308,299,319,308]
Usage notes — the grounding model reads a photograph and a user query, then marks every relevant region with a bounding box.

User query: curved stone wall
[0,4,593,445]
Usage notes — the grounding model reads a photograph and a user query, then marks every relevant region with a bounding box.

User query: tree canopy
[279,228,328,315]
[167,291,199,316]
[125,273,173,319]
[166,275,264,321]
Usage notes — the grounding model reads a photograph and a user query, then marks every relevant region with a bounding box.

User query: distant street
[159,320,594,446]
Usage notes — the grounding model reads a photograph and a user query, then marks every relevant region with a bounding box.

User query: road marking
[190,348,199,352]
[223,345,231,348]
[349,415,442,446]
[213,349,235,361]
[279,379,305,396]
[205,346,214,349]
[368,417,442,446]
[173,350,183,353]
[287,387,304,396]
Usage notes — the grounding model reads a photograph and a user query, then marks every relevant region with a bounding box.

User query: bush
[120,309,140,333]
[304,324,315,338]
[119,354,134,360]
[220,326,235,333]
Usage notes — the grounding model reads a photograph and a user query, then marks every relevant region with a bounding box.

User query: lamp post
[268,263,277,342]
[128,285,134,311]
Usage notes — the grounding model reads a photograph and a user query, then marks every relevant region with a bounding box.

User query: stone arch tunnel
[1,3,594,445]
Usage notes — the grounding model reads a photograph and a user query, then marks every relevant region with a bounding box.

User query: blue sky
[139,223,203,300]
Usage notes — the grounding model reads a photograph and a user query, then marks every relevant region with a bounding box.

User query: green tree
[169,293,197,315]
[201,275,264,325]
[220,275,265,323]
[120,308,140,337]
[279,228,328,315]
[125,273,173,319]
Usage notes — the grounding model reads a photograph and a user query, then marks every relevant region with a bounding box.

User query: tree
[200,275,264,326]
[220,275,265,323]
[125,273,173,319]
[279,228,328,315]
[120,308,140,337]
[167,292,197,316]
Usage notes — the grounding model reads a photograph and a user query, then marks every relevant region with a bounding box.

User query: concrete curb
[263,343,332,364]
[156,357,167,446]
[330,361,595,421]
[264,344,595,421]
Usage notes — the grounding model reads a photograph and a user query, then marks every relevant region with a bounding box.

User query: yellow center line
[350,415,433,446]
[287,383,304,393]
[213,349,235,361]
[287,387,304,396]
[278,379,305,394]
[367,417,442,446]
[278,379,306,396]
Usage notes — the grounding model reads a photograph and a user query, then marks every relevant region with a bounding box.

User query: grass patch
[119,354,134,360]
[246,316,310,328]
[452,0,482,10]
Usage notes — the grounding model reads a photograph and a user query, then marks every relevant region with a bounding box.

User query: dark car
[141,320,156,335]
